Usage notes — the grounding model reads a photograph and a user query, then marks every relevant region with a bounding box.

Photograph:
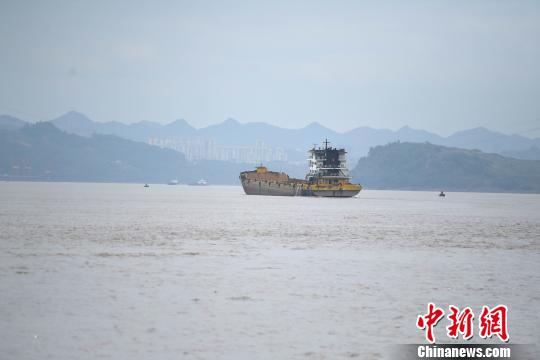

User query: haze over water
[1,182,539,359]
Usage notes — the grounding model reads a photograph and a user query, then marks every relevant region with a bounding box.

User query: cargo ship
[239,140,361,197]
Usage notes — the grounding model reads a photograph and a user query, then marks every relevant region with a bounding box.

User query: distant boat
[439,191,445,197]
[144,183,150,188]
[168,180,179,185]
[189,179,208,186]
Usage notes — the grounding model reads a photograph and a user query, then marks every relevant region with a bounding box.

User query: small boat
[439,191,445,197]
[189,179,208,186]
[144,183,150,188]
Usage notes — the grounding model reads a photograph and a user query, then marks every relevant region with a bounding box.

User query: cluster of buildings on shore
[148,137,288,163]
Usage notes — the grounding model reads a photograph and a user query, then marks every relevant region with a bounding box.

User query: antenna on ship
[324,139,330,149]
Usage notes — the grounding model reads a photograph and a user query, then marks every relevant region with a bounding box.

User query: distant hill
[351,142,540,193]
[48,111,197,140]
[501,146,540,161]
[2,111,540,162]
[0,122,303,184]
[2,111,536,161]
[0,122,188,183]
[0,115,26,131]
[443,127,540,154]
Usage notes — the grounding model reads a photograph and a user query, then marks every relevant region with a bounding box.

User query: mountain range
[0,122,304,184]
[2,112,539,161]
[2,121,540,192]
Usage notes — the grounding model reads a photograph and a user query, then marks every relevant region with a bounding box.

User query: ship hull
[311,189,361,198]
[240,179,360,198]
[241,179,298,196]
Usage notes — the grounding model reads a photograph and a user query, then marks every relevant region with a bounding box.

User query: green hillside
[351,142,540,193]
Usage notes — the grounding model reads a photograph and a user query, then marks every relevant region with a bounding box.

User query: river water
[1,182,539,359]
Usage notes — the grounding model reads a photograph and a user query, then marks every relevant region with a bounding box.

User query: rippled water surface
[1,182,539,359]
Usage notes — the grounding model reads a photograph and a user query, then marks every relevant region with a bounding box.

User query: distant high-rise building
[148,137,287,163]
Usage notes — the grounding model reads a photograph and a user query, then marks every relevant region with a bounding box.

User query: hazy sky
[1,0,539,136]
